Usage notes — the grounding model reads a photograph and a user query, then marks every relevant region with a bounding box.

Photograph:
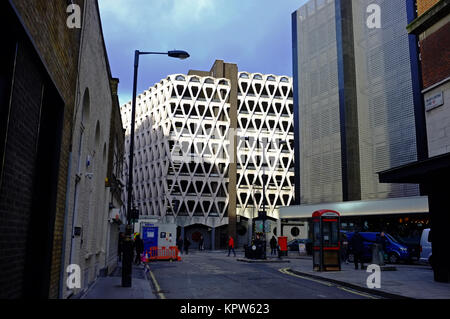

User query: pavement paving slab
[82,265,157,299]
[287,257,450,299]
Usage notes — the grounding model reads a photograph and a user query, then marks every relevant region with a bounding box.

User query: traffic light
[131,208,139,220]
[258,211,267,219]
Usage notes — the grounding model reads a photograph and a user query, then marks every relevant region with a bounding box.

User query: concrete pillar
[211,227,215,250]
[210,61,239,242]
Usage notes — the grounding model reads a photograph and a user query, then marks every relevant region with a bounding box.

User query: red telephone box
[312,210,341,271]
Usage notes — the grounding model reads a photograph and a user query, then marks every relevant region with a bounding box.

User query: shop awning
[279,196,428,220]
[378,153,450,184]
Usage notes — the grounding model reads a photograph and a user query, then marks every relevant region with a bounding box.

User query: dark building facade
[0,0,84,298]
[379,0,450,283]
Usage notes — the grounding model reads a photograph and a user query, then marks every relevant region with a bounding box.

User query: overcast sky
[98,0,308,106]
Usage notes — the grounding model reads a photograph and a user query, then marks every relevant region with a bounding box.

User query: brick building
[379,0,450,282]
[59,0,125,298]
[0,0,123,298]
[0,0,83,298]
[104,78,125,277]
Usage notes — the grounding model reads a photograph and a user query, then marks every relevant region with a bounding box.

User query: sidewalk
[288,257,450,299]
[82,264,156,299]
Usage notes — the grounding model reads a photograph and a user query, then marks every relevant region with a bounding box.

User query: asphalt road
[147,250,378,299]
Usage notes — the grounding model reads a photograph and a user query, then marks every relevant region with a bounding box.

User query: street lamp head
[168,50,190,60]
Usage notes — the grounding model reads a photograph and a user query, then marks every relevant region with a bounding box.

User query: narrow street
[147,251,377,299]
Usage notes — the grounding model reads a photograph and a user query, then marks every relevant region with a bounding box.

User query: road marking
[278,268,379,299]
[337,286,379,299]
[278,268,333,287]
[146,265,166,299]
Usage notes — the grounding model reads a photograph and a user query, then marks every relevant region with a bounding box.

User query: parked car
[419,228,432,266]
[287,238,312,255]
[346,232,410,264]
[396,235,421,263]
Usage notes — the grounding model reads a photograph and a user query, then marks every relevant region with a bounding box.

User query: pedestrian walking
[270,236,277,256]
[177,235,183,255]
[277,243,282,259]
[134,233,144,265]
[376,231,388,264]
[340,233,349,264]
[350,231,365,270]
[184,237,191,255]
[199,235,204,251]
[227,236,236,257]
[118,232,124,262]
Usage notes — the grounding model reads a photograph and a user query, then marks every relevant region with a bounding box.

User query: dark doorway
[24,81,64,298]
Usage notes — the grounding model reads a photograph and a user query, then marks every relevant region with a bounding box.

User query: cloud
[98,0,309,106]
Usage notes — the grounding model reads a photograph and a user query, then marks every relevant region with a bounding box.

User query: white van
[419,228,432,265]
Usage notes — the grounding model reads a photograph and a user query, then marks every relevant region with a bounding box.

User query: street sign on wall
[425,91,444,111]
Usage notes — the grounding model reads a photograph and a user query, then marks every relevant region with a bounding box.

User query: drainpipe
[59,152,72,299]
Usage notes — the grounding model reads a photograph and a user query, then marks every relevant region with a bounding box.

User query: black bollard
[122,227,133,287]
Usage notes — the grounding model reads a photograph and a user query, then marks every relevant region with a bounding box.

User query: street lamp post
[122,49,190,288]
[245,137,287,259]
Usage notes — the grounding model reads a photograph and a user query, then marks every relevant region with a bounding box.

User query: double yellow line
[278,268,379,299]
[145,265,166,299]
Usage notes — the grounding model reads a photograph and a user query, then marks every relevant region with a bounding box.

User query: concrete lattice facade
[235,72,295,219]
[122,74,232,228]
[121,68,294,239]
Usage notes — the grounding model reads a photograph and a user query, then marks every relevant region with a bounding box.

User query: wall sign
[425,91,444,112]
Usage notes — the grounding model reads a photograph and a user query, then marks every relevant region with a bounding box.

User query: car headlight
[400,248,408,252]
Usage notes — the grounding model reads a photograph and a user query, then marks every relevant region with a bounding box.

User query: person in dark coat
[340,233,349,264]
[118,232,124,262]
[377,232,388,251]
[270,236,277,256]
[184,237,191,254]
[350,231,365,270]
[199,235,204,251]
[134,234,144,265]
[177,235,184,255]
[376,231,388,263]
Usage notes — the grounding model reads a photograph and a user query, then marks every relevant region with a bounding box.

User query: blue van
[345,232,410,264]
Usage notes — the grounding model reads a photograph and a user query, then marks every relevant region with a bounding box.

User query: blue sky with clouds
[98,0,308,105]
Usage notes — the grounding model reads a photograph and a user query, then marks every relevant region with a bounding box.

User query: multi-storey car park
[121,60,294,249]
